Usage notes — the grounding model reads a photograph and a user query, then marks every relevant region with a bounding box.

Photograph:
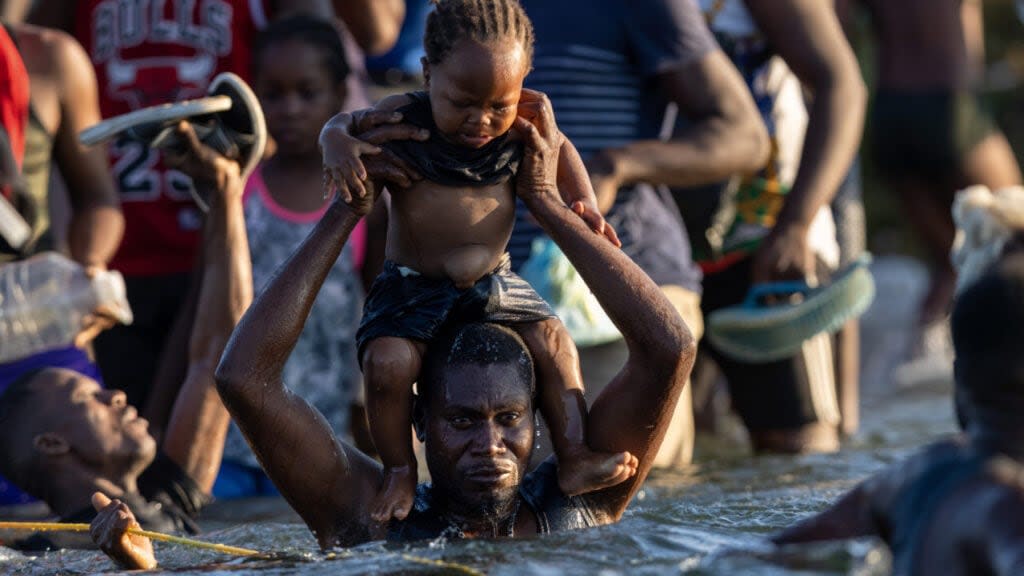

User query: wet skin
[774,436,1024,576]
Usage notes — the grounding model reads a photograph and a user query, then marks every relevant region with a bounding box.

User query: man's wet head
[414,323,536,521]
[952,253,1024,427]
[0,368,156,500]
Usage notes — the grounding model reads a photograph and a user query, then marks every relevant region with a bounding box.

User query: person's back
[861,0,968,90]
[850,0,1022,345]
[912,446,1024,575]
[774,252,1024,575]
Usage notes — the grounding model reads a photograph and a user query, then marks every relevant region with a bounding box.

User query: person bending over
[320,0,630,523]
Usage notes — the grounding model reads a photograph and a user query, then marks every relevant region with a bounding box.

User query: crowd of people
[0,0,1022,574]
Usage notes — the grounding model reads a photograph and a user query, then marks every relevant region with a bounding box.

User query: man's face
[32,369,156,471]
[422,362,534,517]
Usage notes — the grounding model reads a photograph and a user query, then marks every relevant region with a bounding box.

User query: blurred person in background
[26,0,333,409]
[212,14,367,501]
[677,0,865,453]
[774,213,1024,575]
[838,0,1022,358]
[512,0,769,469]
[0,20,123,506]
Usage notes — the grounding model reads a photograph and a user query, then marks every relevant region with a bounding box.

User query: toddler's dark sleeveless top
[381,91,522,187]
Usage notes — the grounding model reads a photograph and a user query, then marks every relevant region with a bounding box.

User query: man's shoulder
[520,458,614,533]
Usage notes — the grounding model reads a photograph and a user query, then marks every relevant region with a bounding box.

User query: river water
[0,256,956,575]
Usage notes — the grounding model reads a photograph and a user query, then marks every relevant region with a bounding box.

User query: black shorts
[356,254,555,360]
[701,257,839,431]
[872,90,995,186]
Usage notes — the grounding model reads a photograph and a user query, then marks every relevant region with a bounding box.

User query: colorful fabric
[696,0,837,266]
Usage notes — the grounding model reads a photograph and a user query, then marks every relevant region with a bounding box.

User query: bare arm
[590,50,770,212]
[331,0,404,55]
[961,0,985,89]
[746,0,866,282]
[554,136,620,246]
[1,0,32,23]
[159,125,253,493]
[320,97,426,201]
[513,94,696,520]
[214,191,382,549]
[50,31,124,269]
[771,481,879,544]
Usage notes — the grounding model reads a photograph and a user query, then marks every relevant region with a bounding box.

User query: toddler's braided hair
[424,0,534,67]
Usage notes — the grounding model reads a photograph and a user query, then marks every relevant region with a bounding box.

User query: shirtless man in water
[89,80,696,568]
[838,0,1022,351]
[321,0,630,522]
[774,248,1024,576]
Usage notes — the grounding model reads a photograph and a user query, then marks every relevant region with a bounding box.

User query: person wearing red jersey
[27,0,332,407]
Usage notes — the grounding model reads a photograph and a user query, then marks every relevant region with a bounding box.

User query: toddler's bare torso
[387,178,515,288]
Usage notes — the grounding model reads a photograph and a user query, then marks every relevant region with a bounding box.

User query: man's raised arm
[214,185,382,549]
[158,124,253,492]
[513,91,696,520]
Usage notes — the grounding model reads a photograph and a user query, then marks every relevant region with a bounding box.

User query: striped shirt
[511,0,715,291]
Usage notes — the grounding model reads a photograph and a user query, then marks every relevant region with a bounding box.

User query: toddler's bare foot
[371,466,417,522]
[557,449,639,496]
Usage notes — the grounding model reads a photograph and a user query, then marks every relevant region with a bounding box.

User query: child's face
[254,39,347,158]
[424,38,529,149]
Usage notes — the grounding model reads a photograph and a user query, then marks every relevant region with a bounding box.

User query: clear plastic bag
[519,237,621,347]
[0,252,133,363]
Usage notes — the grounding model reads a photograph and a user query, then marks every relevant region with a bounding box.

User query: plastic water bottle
[0,252,133,363]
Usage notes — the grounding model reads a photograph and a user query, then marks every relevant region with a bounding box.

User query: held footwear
[79,72,266,212]
[707,254,876,363]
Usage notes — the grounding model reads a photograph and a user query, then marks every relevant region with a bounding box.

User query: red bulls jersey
[75,0,267,275]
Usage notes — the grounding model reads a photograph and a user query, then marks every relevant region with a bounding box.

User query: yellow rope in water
[401,553,486,575]
[0,521,486,574]
[0,522,260,557]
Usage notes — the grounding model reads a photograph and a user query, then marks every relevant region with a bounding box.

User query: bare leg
[901,132,1021,328]
[893,176,957,326]
[362,337,425,521]
[835,319,859,437]
[349,402,377,458]
[516,318,638,496]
